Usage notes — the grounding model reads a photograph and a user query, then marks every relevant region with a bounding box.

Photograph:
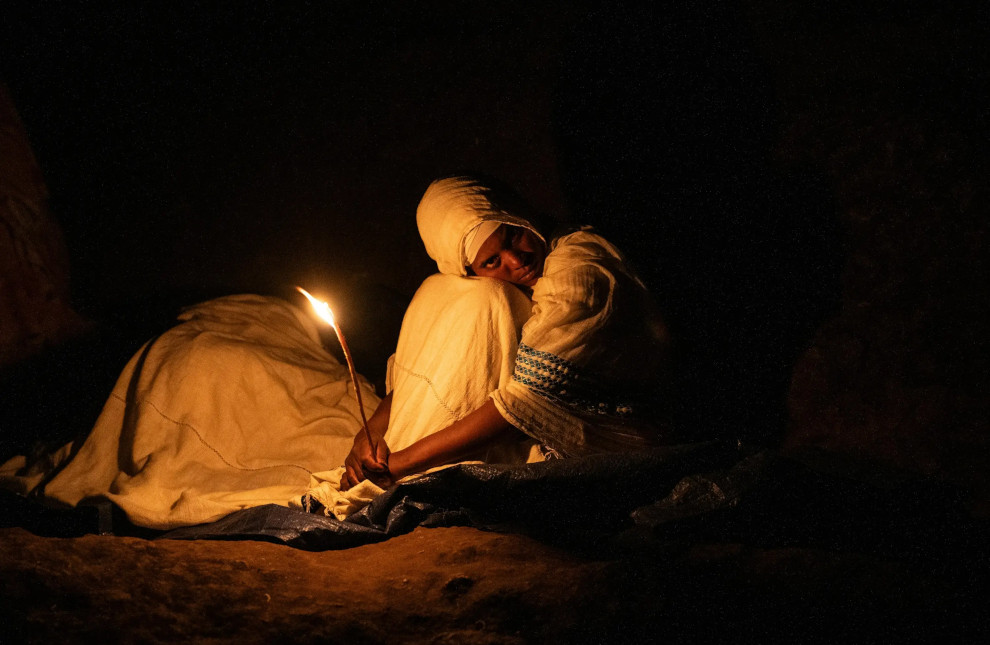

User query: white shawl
[416,176,669,457]
[490,229,670,456]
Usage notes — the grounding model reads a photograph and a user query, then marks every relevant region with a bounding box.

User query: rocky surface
[759,2,990,508]
[1,524,982,643]
[0,84,88,368]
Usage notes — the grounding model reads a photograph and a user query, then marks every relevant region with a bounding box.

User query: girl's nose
[504,250,524,268]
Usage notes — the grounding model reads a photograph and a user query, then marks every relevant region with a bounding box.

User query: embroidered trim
[512,343,635,417]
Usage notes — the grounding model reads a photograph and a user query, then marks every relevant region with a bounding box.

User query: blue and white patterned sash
[512,343,637,417]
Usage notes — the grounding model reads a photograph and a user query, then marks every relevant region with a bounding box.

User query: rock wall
[0,84,86,367]
[753,4,990,504]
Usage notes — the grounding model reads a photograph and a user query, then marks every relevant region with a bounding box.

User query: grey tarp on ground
[160,440,983,569]
[162,441,740,549]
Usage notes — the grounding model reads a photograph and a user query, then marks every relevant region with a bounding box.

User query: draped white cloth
[297,273,542,519]
[416,176,671,457]
[1,295,377,529]
[2,175,670,527]
[416,176,545,276]
[490,229,671,456]
[383,273,539,464]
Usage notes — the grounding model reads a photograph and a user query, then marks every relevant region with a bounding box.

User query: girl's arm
[383,398,519,483]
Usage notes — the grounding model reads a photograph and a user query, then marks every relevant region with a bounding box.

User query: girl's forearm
[366,391,392,439]
[388,398,517,479]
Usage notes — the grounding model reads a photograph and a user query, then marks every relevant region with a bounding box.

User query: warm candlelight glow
[296,286,336,328]
[296,285,377,461]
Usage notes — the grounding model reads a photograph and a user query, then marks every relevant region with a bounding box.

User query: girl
[343,175,670,490]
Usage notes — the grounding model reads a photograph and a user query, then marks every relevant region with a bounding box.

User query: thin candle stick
[296,287,375,454]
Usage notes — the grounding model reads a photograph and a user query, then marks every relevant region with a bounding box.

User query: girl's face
[468,225,546,287]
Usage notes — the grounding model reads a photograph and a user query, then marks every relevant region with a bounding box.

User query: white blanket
[1,295,377,529]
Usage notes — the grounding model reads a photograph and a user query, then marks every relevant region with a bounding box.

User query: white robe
[384,273,539,464]
[297,273,542,520]
[413,177,670,458]
[491,229,670,456]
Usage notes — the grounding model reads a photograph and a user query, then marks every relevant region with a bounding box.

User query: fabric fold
[416,175,546,276]
[384,273,542,466]
[490,229,671,456]
[1,295,376,529]
[293,467,385,520]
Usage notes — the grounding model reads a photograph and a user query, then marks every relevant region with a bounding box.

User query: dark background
[2,1,987,495]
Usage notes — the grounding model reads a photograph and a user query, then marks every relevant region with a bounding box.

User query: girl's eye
[483,256,499,269]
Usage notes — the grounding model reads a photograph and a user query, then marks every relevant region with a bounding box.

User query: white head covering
[416,176,546,276]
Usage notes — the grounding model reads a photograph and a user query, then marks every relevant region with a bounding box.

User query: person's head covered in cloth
[416,174,549,288]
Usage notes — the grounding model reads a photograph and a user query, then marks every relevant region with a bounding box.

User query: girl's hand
[342,430,391,490]
[363,462,398,490]
[341,392,393,490]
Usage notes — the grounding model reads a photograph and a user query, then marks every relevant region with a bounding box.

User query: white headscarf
[416,176,546,276]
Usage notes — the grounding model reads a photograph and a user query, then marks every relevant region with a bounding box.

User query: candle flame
[296,286,336,328]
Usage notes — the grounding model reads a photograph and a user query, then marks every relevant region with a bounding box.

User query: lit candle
[296,286,375,452]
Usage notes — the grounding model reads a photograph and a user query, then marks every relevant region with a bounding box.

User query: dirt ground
[1,522,983,644]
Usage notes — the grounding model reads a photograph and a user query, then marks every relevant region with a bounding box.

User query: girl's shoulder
[547,226,625,264]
